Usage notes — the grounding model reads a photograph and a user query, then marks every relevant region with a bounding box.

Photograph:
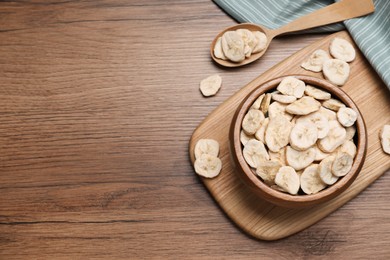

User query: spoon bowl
[211,0,374,67]
[210,23,273,68]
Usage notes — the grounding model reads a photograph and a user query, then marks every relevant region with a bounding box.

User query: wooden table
[0,1,388,259]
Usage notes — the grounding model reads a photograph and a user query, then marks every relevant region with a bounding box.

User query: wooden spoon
[211,0,375,67]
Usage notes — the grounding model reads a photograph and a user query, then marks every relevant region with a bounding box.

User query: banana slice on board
[304,85,331,100]
[296,111,329,139]
[318,156,339,185]
[318,120,346,153]
[275,166,300,195]
[329,37,356,62]
[252,31,268,54]
[277,77,306,98]
[337,107,357,127]
[380,125,390,155]
[256,160,282,185]
[290,121,318,150]
[242,109,265,135]
[323,59,350,86]
[199,74,222,97]
[213,37,227,60]
[286,96,321,115]
[331,152,353,177]
[265,115,293,152]
[194,139,219,159]
[243,139,270,168]
[301,164,327,194]
[286,146,316,171]
[221,31,245,62]
[301,49,330,72]
[194,154,222,178]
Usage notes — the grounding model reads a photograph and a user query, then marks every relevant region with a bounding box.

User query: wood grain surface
[0,0,388,259]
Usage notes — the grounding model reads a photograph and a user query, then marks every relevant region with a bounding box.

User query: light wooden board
[189,31,390,241]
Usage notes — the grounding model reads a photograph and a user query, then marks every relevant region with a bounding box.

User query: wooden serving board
[189,31,390,241]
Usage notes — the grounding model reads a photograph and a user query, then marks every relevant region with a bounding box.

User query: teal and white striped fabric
[213,0,390,90]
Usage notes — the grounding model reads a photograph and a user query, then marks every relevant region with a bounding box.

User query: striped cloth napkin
[213,0,390,90]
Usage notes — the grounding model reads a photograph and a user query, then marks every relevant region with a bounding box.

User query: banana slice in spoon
[221,31,245,62]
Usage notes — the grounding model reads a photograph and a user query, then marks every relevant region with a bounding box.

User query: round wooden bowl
[229,75,367,208]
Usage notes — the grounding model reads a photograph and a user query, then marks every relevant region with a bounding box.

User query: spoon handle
[271,0,374,36]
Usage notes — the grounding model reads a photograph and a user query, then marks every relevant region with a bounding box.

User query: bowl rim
[230,74,367,207]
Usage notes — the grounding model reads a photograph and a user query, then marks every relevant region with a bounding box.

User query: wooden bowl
[229,75,367,208]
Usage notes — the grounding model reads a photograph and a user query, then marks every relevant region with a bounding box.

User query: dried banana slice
[286,96,321,115]
[194,139,219,159]
[290,116,299,126]
[337,140,357,158]
[318,120,346,153]
[300,164,327,195]
[275,166,300,195]
[296,111,329,139]
[240,130,254,146]
[319,106,337,121]
[301,49,330,72]
[221,31,245,62]
[314,145,330,161]
[243,139,270,168]
[345,125,356,141]
[290,121,318,150]
[255,117,269,143]
[323,59,350,86]
[271,92,297,104]
[270,184,287,192]
[286,146,316,171]
[269,146,287,166]
[199,74,222,97]
[251,93,265,109]
[322,98,346,111]
[268,101,293,120]
[304,85,331,100]
[194,154,222,178]
[331,152,353,177]
[337,107,357,127]
[379,125,390,155]
[260,93,272,114]
[318,156,338,185]
[213,37,227,60]
[329,37,356,62]
[236,29,257,58]
[265,115,293,152]
[242,109,264,135]
[252,31,268,54]
[256,160,282,185]
[277,77,306,98]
